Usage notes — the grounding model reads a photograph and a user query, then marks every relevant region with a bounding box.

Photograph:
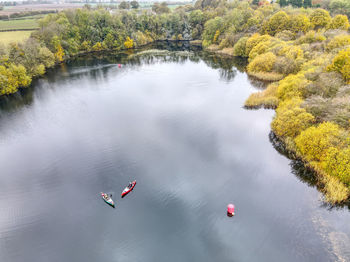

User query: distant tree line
[0,10,57,21]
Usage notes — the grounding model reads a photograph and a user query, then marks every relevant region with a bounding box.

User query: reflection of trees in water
[0,41,246,115]
[0,87,34,114]
[269,132,350,209]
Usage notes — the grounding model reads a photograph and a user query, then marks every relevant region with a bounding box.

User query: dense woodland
[0,0,350,203]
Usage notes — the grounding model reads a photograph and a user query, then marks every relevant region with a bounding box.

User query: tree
[303,0,312,7]
[124,37,134,49]
[130,0,139,9]
[51,36,64,62]
[279,0,288,7]
[289,0,303,7]
[233,37,249,57]
[152,2,170,14]
[202,17,224,47]
[329,0,350,17]
[103,33,115,49]
[119,1,130,9]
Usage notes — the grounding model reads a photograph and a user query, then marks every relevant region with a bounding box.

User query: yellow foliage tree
[0,64,31,95]
[213,30,220,44]
[55,44,64,62]
[271,98,314,138]
[124,37,134,49]
[295,122,342,162]
[92,42,103,51]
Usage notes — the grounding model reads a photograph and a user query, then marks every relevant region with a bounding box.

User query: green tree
[130,1,139,9]
[152,2,170,14]
[303,0,312,7]
[289,0,303,7]
[119,1,130,9]
[279,0,288,7]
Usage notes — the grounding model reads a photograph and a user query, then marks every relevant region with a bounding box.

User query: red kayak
[121,180,136,198]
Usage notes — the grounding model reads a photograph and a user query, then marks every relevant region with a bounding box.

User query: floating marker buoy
[118,64,121,68]
[227,204,235,217]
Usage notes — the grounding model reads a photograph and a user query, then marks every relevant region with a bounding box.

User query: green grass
[0,31,33,45]
[0,19,38,31]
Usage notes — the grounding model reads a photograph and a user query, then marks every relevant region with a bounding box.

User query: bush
[262,11,290,36]
[275,30,295,41]
[326,34,350,51]
[323,147,350,185]
[296,30,326,44]
[290,14,311,34]
[328,47,350,83]
[329,15,350,30]
[233,36,248,57]
[295,122,342,162]
[277,73,310,100]
[247,52,276,73]
[248,38,272,61]
[273,56,299,75]
[272,98,315,138]
[305,71,344,98]
[310,9,332,29]
[245,33,271,57]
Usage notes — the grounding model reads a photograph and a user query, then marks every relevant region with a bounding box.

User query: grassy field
[0,31,33,45]
[0,19,39,31]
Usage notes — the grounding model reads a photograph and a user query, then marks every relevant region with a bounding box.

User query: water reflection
[0,43,247,115]
[269,132,350,209]
[0,44,349,262]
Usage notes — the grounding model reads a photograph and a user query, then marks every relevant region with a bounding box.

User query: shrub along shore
[0,0,349,204]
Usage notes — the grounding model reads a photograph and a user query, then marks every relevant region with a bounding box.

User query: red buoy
[227,204,235,216]
[118,64,121,68]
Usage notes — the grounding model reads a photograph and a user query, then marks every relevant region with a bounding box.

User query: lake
[0,45,349,262]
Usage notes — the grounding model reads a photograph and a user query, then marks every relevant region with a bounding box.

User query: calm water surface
[0,48,349,262]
